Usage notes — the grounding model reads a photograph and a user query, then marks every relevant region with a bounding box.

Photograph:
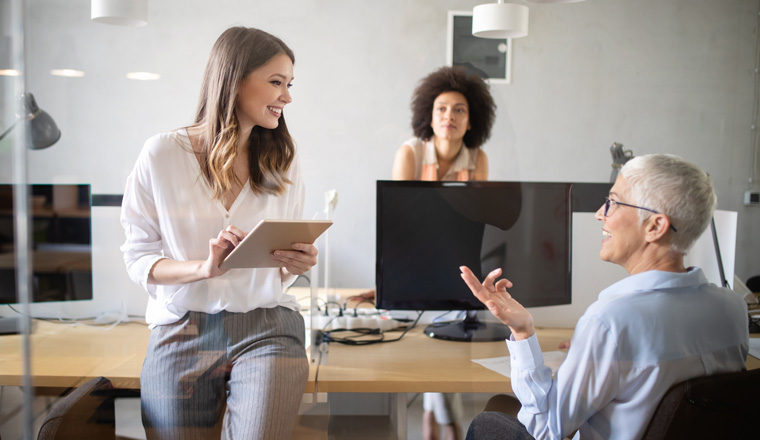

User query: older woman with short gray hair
[461,154,748,440]
[620,154,717,255]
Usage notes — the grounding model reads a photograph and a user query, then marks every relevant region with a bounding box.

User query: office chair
[746,275,760,293]
[37,376,116,440]
[641,368,760,439]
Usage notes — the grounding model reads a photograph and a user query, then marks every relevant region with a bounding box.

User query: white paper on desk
[472,351,567,378]
[749,339,760,360]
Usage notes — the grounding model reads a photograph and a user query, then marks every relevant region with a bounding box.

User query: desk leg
[390,393,407,440]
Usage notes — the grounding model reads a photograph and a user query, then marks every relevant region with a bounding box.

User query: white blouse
[120,129,303,325]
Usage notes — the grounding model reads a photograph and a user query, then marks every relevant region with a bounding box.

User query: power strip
[309,312,404,332]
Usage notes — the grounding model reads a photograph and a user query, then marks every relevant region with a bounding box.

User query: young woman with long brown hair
[120,27,314,439]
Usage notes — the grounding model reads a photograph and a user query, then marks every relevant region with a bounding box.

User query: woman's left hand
[271,242,318,275]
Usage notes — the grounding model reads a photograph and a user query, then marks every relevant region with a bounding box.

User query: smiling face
[594,176,649,273]
[430,91,471,144]
[235,53,294,130]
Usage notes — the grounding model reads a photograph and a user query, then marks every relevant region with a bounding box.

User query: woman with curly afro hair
[392,66,496,181]
[392,67,496,440]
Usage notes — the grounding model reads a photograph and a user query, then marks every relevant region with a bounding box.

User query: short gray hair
[619,154,716,255]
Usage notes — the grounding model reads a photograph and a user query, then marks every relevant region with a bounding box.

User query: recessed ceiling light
[126,72,160,81]
[0,69,21,76]
[50,69,85,77]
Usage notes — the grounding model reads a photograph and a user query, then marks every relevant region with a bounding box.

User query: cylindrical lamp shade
[472,3,529,39]
[91,0,148,27]
[527,0,585,3]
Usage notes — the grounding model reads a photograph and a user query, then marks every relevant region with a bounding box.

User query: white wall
[6,0,760,319]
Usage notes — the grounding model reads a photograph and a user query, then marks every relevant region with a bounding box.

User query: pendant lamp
[91,0,148,27]
[527,0,586,3]
[472,1,529,39]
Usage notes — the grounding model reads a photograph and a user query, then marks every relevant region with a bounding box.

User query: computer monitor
[376,181,576,341]
[0,184,93,305]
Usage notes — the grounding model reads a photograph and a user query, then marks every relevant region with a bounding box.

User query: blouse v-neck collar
[179,127,251,216]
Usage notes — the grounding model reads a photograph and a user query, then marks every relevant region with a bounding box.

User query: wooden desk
[1,313,757,440]
[4,317,756,391]
[316,326,572,394]
[317,325,760,440]
[0,320,317,392]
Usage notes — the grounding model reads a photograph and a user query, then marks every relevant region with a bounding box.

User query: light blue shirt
[506,267,749,440]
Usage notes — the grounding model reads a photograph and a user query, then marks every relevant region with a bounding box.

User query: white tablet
[220,219,333,269]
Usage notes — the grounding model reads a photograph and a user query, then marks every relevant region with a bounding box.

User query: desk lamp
[0,93,61,149]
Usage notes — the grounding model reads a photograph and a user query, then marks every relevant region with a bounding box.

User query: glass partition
[1,0,33,438]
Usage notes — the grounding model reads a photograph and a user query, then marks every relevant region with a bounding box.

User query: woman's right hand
[459,265,536,340]
[201,225,246,279]
[149,225,247,285]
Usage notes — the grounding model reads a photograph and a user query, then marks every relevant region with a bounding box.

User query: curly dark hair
[411,66,496,149]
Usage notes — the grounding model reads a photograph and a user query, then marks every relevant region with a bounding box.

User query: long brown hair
[193,27,295,198]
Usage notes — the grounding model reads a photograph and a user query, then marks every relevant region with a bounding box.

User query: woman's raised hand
[459,266,535,340]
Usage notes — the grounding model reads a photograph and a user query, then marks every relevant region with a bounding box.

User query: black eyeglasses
[603,197,677,232]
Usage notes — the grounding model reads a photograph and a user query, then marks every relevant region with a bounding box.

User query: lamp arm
[0,117,22,143]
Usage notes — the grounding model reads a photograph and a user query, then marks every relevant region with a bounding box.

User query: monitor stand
[424,310,511,342]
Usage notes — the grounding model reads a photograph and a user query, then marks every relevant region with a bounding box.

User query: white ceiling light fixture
[472,1,530,39]
[91,0,148,27]
[526,0,585,3]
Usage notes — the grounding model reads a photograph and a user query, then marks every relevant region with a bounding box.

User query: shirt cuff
[280,267,297,290]
[138,255,167,293]
[506,332,544,370]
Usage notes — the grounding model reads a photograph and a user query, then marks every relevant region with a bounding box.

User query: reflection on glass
[0,184,93,304]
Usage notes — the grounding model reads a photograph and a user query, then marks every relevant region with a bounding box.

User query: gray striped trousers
[140,307,308,440]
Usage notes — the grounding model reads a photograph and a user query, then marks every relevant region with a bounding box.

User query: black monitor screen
[0,184,93,304]
[376,181,572,311]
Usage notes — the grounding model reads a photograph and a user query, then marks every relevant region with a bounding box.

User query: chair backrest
[37,376,115,440]
[641,368,760,439]
[746,275,760,293]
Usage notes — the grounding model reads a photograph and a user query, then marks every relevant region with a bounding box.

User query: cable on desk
[3,303,148,330]
[319,310,423,346]
[284,274,311,291]
[323,300,343,316]
[321,316,338,331]
[348,299,376,316]
[432,310,464,323]
[341,295,369,310]
[379,311,423,343]
[320,327,384,345]
[295,295,327,314]
[4,304,93,322]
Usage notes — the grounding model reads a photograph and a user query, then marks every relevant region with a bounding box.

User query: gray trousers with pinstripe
[140,307,308,440]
